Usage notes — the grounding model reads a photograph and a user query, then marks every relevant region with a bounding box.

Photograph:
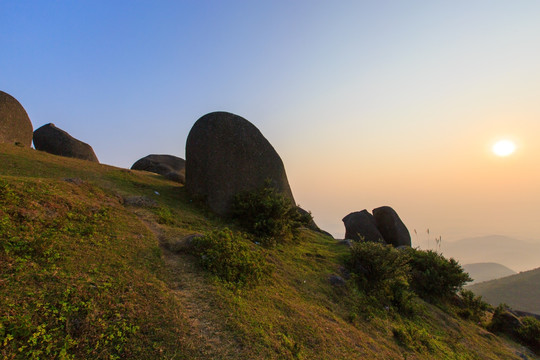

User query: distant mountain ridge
[463,262,516,284]
[441,235,540,272]
[468,267,540,315]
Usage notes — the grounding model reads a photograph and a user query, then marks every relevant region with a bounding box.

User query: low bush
[456,289,490,321]
[517,316,540,352]
[346,242,412,311]
[156,207,176,225]
[488,304,516,334]
[231,181,311,245]
[189,228,270,287]
[392,322,437,352]
[407,249,471,302]
[489,304,540,353]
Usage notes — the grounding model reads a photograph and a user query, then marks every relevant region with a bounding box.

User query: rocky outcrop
[131,154,185,183]
[33,123,99,162]
[0,90,33,147]
[342,210,385,243]
[342,206,411,247]
[185,111,294,216]
[372,206,411,247]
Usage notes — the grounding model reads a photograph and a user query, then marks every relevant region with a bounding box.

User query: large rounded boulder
[0,90,33,147]
[131,154,185,183]
[372,206,411,247]
[33,123,99,162]
[342,210,385,243]
[185,111,295,215]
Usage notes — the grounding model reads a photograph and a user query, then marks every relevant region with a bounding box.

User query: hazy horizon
[2,1,539,246]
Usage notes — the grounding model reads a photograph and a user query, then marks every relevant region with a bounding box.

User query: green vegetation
[346,242,412,313]
[0,178,196,359]
[488,304,540,353]
[188,228,270,287]
[457,289,490,322]
[345,243,472,314]
[391,322,440,353]
[231,181,311,246]
[0,144,536,359]
[517,317,540,352]
[407,248,472,302]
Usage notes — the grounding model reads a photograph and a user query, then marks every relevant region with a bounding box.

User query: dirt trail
[127,207,243,359]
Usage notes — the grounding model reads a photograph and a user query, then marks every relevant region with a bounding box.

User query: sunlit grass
[0,144,534,359]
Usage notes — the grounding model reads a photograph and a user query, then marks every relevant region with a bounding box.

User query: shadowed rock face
[185,111,294,215]
[342,210,385,243]
[372,206,411,247]
[0,91,33,147]
[33,123,99,162]
[131,154,185,184]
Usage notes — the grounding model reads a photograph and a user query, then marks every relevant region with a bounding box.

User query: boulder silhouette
[185,111,294,215]
[342,210,385,243]
[131,154,185,183]
[0,90,33,147]
[372,206,411,247]
[33,123,99,162]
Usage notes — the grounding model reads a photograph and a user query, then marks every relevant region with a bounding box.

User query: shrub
[457,289,490,321]
[392,322,437,352]
[189,228,270,287]
[231,181,310,245]
[156,207,176,225]
[517,316,540,352]
[488,304,519,334]
[407,249,471,302]
[346,242,412,311]
[489,304,540,353]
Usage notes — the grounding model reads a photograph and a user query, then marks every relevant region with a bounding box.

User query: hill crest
[1,144,537,359]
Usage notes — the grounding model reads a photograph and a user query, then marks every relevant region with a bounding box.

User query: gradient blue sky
[2,1,540,243]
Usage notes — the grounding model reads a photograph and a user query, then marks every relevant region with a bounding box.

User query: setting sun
[492,140,516,157]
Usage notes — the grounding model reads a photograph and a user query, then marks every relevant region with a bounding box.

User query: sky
[2,1,540,244]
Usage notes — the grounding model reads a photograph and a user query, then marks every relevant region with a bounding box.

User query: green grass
[0,144,537,359]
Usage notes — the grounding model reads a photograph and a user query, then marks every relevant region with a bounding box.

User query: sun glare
[492,140,516,157]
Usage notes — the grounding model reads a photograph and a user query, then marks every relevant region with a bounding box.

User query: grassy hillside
[0,144,537,359]
[468,267,540,315]
[463,262,517,285]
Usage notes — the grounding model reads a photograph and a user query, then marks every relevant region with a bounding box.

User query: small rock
[338,239,353,248]
[339,266,351,280]
[164,234,204,253]
[63,178,84,185]
[123,196,158,208]
[329,274,346,286]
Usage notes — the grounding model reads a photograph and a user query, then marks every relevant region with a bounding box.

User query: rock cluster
[185,111,295,216]
[342,206,411,247]
[6,90,408,241]
[342,210,385,244]
[33,123,99,162]
[0,91,33,147]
